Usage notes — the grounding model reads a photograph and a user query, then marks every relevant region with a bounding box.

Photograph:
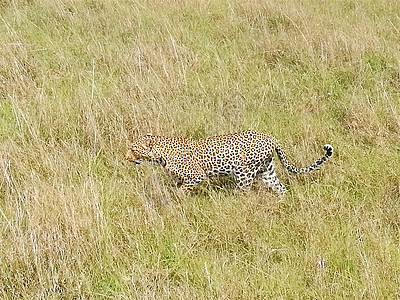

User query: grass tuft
[1,0,400,298]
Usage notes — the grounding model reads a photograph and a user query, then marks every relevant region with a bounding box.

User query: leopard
[125,130,333,194]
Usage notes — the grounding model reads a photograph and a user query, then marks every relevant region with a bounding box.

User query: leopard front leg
[179,173,206,193]
[167,161,206,194]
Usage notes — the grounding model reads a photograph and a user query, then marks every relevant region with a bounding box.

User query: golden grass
[1,0,400,298]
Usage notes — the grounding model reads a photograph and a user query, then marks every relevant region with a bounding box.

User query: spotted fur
[125,130,333,194]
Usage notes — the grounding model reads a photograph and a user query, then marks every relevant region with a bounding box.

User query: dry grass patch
[1,0,400,298]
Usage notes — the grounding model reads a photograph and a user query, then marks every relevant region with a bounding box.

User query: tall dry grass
[1,0,400,298]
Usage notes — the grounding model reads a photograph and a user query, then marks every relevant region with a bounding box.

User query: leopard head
[125,134,155,165]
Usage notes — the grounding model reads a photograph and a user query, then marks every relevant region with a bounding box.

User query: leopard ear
[142,137,153,150]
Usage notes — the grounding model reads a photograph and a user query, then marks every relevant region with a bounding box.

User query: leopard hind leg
[234,166,258,190]
[259,157,287,195]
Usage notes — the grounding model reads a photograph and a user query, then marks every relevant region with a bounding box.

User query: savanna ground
[1,0,400,299]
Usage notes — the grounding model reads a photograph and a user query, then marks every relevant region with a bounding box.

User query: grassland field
[1,0,400,299]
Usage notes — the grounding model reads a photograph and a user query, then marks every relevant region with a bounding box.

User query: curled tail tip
[323,144,334,157]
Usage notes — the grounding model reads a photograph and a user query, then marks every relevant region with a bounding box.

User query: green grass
[1,0,400,298]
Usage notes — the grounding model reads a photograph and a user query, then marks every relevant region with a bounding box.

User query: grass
[1,0,400,298]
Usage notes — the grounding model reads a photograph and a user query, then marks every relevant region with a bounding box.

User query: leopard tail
[275,144,333,174]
